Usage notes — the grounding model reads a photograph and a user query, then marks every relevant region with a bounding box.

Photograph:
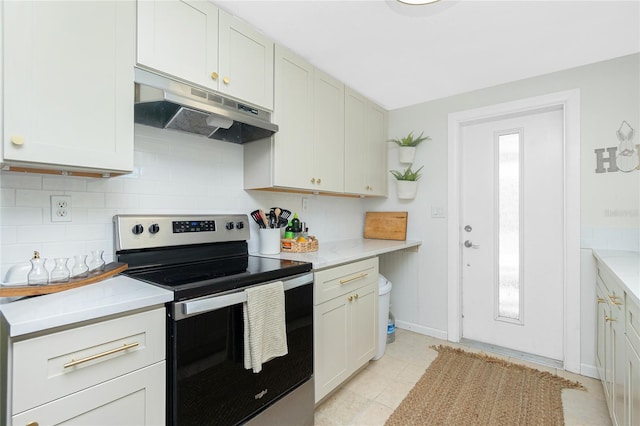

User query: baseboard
[580,363,599,379]
[396,320,448,341]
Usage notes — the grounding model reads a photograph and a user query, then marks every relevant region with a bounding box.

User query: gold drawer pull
[340,273,368,285]
[597,297,607,304]
[64,342,139,368]
[348,296,353,302]
[26,422,38,426]
[608,294,623,306]
[605,316,616,322]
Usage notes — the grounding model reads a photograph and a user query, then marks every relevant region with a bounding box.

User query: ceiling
[214,0,640,110]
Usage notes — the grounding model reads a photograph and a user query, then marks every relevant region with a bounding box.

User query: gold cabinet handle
[354,293,359,300]
[605,316,616,322]
[597,297,607,304]
[11,135,25,146]
[317,178,321,184]
[26,422,39,426]
[340,273,368,285]
[310,177,316,184]
[223,76,230,85]
[608,294,623,306]
[64,342,139,368]
[210,72,218,80]
[347,296,353,302]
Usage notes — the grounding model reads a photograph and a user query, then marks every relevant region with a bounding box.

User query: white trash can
[373,274,393,360]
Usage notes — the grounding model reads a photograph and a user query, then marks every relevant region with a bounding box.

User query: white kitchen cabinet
[8,307,166,425]
[269,45,315,190]
[314,258,378,403]
[626,293,640,426]
[248,46,395,197]
[595,257,640,426]
[1,0,135,177]
[137,0,274,110]
[344,87,388,197]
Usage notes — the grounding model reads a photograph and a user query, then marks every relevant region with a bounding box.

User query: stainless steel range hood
[134,68,278,144]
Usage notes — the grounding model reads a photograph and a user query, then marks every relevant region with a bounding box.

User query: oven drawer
[314,258,378,305]
[12,307,166,414]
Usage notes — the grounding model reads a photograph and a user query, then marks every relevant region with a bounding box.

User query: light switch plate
[431,206,446,218]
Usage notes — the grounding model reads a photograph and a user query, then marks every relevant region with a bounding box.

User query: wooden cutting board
[364,212,408,241]
[0,262,128,297]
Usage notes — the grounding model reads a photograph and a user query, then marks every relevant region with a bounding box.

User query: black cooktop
[123,254,312,301]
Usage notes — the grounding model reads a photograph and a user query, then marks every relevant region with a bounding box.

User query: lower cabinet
[313,258,378,403]
[12,362,165,425]
[595,258,640,426]
[7,307,166,425]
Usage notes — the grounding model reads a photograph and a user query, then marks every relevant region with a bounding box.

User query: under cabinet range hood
[134,68,278,144]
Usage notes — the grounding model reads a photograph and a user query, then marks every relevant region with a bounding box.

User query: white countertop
[0,275,173,338]
[252,238,421,270]
[592,249,640,306]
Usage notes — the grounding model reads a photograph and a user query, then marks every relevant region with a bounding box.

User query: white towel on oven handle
[243,281,288,373]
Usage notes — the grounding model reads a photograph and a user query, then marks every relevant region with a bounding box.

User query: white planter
[396,180,418,200]
[398,146,417,164]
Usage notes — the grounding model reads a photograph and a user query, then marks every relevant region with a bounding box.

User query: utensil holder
[259,228,281,254]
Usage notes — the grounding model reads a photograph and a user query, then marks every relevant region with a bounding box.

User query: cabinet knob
[317,178,321,184]
[26,422,39,426]
[11,135,25,146]
[211,72,219,80]
[310,177,316,184]
[354,293,359,300]
[347,296,353,302]
[223,76,230,85]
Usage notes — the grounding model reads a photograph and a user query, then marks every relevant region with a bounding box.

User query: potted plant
[389,131,431,164]
[390,165,424,199]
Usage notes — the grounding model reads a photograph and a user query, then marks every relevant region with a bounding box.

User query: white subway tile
[105,193,141,209]
[1,207,43,226]
[0,172,42,189]
[16,190,51,207]
[1,189,16,207]
[17,225,66,244]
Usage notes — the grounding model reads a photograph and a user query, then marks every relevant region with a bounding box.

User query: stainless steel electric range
[114,214,314,426]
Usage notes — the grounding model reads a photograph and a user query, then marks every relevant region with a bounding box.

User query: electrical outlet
[51,195,72,222]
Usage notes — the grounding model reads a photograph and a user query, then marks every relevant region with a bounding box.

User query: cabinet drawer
[597,273,624,311]
[12,308,165,414]
[314,258,378,305]
[627,296,640,354]
[12,361,165,426]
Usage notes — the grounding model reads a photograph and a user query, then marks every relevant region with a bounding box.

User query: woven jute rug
[385,345,584,426]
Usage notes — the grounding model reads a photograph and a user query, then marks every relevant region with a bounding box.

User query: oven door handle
[176,272,313,319]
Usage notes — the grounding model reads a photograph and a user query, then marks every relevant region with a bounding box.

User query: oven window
[171,283,313,425]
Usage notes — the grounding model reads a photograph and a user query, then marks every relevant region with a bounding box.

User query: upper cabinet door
[344,88,388,197]
[218,10,274,110]
[313,70,345,193]
[2,1,135,174]
[366,103,388,197]
[137,0,219,91]
[272,45,315,190]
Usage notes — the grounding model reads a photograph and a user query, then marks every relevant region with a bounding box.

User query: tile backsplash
[0,125,366,282]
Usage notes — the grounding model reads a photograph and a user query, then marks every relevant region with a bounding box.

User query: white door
[461,107,564,361]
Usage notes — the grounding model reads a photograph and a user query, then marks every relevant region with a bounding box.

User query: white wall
[366,53,640,372]
[0,124,367,281]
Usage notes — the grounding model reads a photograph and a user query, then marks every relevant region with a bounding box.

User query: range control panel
[173,220,216,233]
[114,214,250,251]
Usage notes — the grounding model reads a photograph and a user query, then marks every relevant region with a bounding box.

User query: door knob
[464,240,480,249]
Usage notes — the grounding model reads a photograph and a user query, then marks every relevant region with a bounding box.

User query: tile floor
[314,328,612,426]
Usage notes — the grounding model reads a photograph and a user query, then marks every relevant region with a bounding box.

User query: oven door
[170,273,314,426]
